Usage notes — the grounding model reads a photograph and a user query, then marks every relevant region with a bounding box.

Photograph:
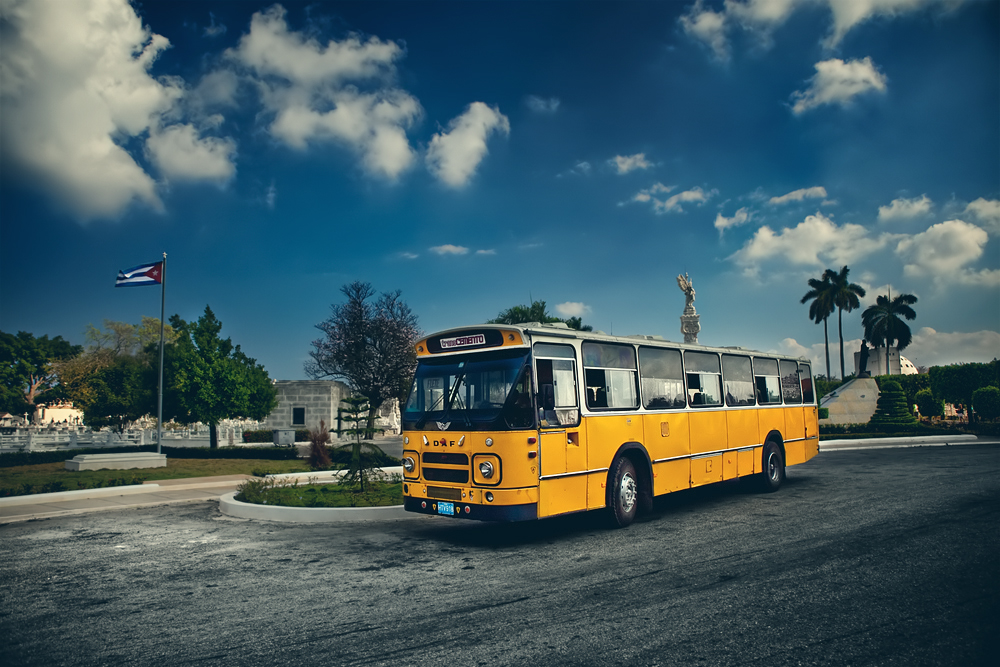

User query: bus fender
[764,430,786,462]
[610,442,653,513]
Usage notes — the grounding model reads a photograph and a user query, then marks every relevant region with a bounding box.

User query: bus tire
[758,440,785,492]
[607,456,639,528]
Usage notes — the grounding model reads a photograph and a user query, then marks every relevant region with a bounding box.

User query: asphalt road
[2,445,998,666]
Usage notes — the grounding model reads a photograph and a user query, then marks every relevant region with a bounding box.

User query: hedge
[0,444,300,467]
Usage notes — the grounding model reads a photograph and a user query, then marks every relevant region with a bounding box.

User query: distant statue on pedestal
[858,341,870,378]
[677,272,700,344]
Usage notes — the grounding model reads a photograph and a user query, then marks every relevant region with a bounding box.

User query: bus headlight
[402,456,415,473]
[479,460,494,478]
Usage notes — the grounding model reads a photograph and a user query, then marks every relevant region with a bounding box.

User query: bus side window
[639,346,685,409]
[722,354,755,406]
[684,351,722,407]
[799,363,814,403]
[533,343,580,426]
[779,360,802,404]
[582,342,638,410]
[753,358,782,404]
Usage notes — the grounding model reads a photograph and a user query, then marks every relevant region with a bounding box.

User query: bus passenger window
[779,360,802,404]
[753,358,782,404]
[722,354,755,406]
[639,347,685,409]
[685,351,722,407]
[800,363,814,403]
[582,342,638,410]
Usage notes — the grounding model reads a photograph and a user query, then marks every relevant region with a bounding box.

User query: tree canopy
[54,318,176,431]
[306,282,420,430]
[167,306,277,447]
[801,272,836,379]
[0,330,82,416]
[487,300,593,331]
[862,290,918,375]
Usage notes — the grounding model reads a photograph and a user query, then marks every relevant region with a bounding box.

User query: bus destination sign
[440,334,486,350]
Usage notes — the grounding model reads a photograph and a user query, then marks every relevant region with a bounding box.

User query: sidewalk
[0,475,251,524]
[1,435,995,525]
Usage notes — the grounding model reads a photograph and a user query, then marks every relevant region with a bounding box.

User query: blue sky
[1,0,998,381]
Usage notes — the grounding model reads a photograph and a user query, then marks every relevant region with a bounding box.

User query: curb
[218,492,407,522]
[0,483,157,507]
[820,434,983,452]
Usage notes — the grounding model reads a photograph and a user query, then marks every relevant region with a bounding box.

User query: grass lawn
[0,458,314,496]
[236,480,403,508]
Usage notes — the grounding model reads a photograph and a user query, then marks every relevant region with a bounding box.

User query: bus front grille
[423,468,469,483]
[423,452,469,465]
[426,486,463,501]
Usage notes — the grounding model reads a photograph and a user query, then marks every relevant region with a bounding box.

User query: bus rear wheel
[758,440,785,492]
[608,456,638,528]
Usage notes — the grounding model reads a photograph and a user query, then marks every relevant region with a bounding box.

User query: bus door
[534,343,588,517]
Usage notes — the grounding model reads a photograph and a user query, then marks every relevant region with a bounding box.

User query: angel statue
[676,273,696,311]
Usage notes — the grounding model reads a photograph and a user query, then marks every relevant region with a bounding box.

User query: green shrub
[818,407,829,420]
[869,380,918,429]
[973,386,1000,421]
[915,388,944,418]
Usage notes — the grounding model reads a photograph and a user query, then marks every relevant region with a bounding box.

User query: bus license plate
[437,501,455,516]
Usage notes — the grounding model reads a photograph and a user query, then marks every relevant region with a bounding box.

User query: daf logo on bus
[439,334,486,349]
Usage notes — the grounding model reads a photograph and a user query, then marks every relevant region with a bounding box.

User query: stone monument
[677,272,700,344]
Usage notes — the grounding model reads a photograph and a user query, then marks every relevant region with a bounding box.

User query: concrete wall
[264,381,402,436]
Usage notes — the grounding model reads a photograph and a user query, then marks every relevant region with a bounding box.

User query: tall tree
[0,331,81,417]
[800,272,836,379]
[487,300,593,331]
[827,266,866,380]
[167,306,278,447]
[306,282,420,432]
[861,290,918,375]
[55,318,176,427]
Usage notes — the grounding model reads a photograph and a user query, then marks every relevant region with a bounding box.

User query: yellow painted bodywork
[402,404,820,520]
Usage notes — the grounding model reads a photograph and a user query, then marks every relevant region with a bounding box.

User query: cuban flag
[115,261,163,287]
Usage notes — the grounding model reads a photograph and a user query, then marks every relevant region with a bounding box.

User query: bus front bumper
[404,497,537,522]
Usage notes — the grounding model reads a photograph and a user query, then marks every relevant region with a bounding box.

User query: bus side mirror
[541,384,555,410]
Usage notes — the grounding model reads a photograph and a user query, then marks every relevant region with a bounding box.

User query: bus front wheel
[608,456,638,528]
[758,440,785,492]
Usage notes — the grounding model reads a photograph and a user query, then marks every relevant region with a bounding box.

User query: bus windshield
[403,348,533,431]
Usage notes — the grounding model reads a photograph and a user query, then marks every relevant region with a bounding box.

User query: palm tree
[801,272,836,379]
[827,266,866,380]
[861,288,918,375]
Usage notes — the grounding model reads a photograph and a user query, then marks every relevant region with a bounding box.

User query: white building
[854,346,918,376]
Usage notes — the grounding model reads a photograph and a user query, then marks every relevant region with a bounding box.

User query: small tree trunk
[366,404,379,439]
[209,423,218,449]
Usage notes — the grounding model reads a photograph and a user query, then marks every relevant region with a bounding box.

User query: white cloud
[896,219,999,286]
[878,194,933,222]
[397,252,419,260]
[204,12,226,38]
[0,0,178,219]
[714,207,750,232]
[729,211,897,271]
[429,244,469,256]
[425,102,509,188]
[555,302,592,318]
[791,58,887,114]
[781,328,1000,373]
[265,182,277,209]
[905,327,1000,367]
[610,153,652,175]
[475,249,496,256]
[680,0,957,60]
[768,186,828,206]
[190,69,241,110]
[964,198,1000,234]
[525,95,560,114]
[632,185,715,214]
[679,0,731,62]
[227,4,420,180]
[146,123,236,182]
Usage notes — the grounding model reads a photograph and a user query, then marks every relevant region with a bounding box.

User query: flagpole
[157,252,167,455]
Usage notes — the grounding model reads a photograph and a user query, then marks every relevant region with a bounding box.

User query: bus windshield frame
[403,348,534,431]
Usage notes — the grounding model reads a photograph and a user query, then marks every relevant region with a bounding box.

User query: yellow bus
[401,323,819,527]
